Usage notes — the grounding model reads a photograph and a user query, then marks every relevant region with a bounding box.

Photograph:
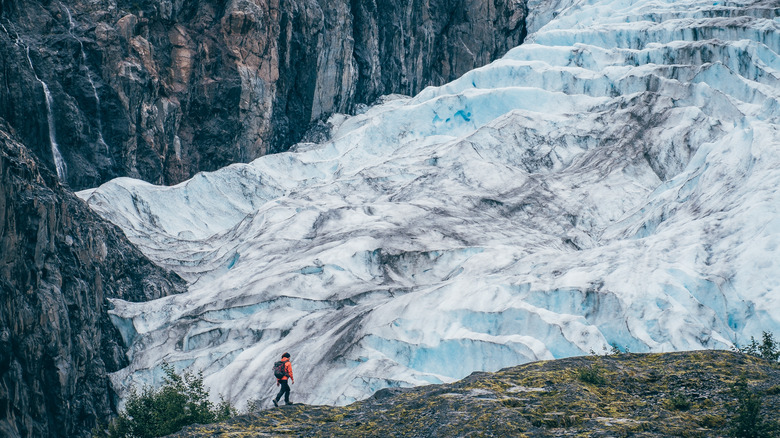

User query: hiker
[272,352,294,406]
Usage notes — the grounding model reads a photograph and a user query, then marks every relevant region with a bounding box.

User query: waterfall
[2,20,67,181]
[25,46,68,182]
[63,4,109,154]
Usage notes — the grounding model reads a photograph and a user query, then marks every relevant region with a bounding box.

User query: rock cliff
[0,119,186,437]
[0,0,526,190]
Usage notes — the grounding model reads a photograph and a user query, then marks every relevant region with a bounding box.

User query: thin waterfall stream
[62,4,109,154]
[2,20,67,181]
[24,46,67,181]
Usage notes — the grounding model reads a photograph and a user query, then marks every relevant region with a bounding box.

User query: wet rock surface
[0,120,186,437]
[0,0,527,190]
[172,351,780,437]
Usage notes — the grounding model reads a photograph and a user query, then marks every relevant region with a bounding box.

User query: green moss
[500,398,524,408]
[765,384,780,395]
[697,414,727,429]
[578,364,608,385]
[666,393,692,411]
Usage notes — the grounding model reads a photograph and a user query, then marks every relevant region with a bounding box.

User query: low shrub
[501,398,524,408]
[93,363,236,438]
[765,385,780,396]
[667,393,692,411]
[697,414,727,429]
[578,364,607,386]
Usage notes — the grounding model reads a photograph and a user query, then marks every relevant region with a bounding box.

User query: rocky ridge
[0,0,527,190]
[0,119,186,437]
[171,350,780,437]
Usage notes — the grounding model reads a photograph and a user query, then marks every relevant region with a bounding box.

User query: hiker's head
[282,352,290,359]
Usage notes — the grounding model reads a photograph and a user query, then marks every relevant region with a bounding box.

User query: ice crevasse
[79,0,780,407]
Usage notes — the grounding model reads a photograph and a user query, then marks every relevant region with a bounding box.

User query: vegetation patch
[578,363,608,386]
[666,392,692,411]
[727,374,780,438]
[733,331,780,363]
[93,363,236,438]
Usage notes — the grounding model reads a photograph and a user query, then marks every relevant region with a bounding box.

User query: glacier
[78,0,780,408]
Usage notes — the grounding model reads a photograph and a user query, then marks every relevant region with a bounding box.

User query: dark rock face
[0,0,527,190]
[0,119,186,437]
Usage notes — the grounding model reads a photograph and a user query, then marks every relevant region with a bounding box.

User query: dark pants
[275,380,290,404]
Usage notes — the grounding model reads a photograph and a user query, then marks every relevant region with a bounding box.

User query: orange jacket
[279,357,293,381]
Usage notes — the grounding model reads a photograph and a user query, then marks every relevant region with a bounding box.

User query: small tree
[727,375,778,438]
[735,331,780,363]
[95,363,236,438]
[758,332,780,362]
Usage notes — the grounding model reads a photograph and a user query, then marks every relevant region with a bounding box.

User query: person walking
[272,352,294,406]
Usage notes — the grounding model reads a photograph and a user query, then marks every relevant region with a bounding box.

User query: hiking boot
[285,402,293,405]
[272,399,278,407]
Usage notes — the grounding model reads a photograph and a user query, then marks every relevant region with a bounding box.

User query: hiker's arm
[287,362,294,383]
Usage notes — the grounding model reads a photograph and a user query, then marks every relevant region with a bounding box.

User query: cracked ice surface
[79,0,780,408]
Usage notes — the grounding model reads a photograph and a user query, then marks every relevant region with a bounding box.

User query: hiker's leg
[282,380,291,404]
[275,381,286,402]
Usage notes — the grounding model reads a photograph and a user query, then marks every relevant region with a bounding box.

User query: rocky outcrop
[172,351,780,437]
[0,119,186,437]
[0,0,527,190]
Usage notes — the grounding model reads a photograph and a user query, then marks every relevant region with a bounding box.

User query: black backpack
[273,360,287,379]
